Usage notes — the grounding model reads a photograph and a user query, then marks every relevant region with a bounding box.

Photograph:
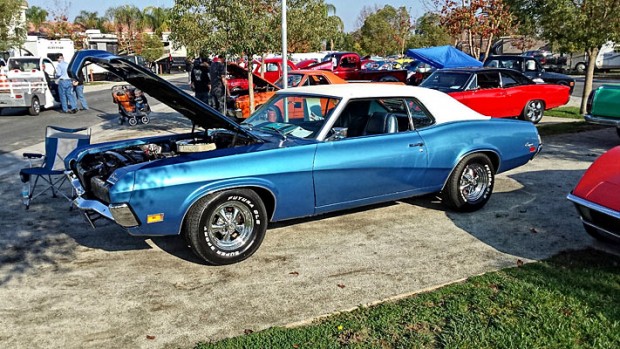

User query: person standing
[209,54,227,113]
[55,54,77,114]
[190,58,211,105]
[72,69,88,110]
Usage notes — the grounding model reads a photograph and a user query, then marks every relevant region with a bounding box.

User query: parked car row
[45,49,616,267]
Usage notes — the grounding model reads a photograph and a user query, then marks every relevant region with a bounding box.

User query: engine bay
[72,130,254,202]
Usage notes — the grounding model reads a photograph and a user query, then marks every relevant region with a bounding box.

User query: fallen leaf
[293,345,300,349]
[244,329,254,335]
[289,271,299,276]
[530,228,538,234]
[517,259,524,267]
[337,284,346,289]
[146,335,156,340]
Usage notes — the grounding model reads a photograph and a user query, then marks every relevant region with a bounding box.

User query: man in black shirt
[209,54,227,113]
[190,58,211,105]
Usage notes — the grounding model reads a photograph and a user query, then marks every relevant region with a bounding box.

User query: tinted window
[420,71,471,90]
[500,72,518,87]
[477,71,501,89]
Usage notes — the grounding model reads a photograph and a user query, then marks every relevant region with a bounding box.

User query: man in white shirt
[55,54,77,114]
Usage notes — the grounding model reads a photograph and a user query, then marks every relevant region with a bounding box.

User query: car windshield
[8,58,40,72]
[420,71,471,90]
[242,94,341,139]
[274,74,303,88]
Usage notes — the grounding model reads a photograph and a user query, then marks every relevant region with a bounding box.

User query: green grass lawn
[193,249,620,348]
[544,106,582,119]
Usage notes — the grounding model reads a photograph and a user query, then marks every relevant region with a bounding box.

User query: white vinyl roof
[277,83,490,124]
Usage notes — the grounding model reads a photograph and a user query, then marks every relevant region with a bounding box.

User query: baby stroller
[111,85,151,126]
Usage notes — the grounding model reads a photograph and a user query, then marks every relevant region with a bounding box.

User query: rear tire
[521,100,545,124]
[141,116,150,124]
[29,96,40,116]
[442,154,494,212]
[183,189,268,265]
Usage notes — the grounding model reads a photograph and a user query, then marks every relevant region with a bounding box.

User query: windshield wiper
[258,125,288,145]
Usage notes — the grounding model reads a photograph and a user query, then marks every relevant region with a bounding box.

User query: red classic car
[567,146,620,244]
[420,67,570,123]
[251,57,298,84]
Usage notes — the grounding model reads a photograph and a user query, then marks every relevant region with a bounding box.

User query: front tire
[29,96,40,116]
[574,62,586,74]
[442,154,494,212]
[521,100,545,124]
[184,189,268,265]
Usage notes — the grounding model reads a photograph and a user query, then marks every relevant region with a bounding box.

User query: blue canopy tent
[406,46,482,69]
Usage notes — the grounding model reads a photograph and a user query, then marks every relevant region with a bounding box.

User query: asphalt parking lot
[0,108,619,348]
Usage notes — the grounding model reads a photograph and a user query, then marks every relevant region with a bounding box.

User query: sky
[27,0,429,33]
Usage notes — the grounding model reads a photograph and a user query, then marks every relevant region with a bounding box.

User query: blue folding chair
[19,126,91,209]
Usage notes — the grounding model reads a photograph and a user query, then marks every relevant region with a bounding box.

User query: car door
[452,71,506,117]
[313,98,429,212]
[499,70,528,117]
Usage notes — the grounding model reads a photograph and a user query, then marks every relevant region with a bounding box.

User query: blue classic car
[66,50,542,265]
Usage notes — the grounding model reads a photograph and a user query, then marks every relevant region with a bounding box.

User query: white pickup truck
[0,56,58,115]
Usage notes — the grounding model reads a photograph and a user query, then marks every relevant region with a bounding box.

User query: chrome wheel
[205,201,255,252]
[523,100,544,123]
[459,163,490,203]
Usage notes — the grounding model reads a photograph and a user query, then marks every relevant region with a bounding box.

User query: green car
[585,84,620,137]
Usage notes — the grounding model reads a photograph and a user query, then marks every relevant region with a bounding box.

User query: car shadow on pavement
[436,169,595,261]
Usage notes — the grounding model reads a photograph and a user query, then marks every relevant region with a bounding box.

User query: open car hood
[68,50,258,140]
[226,63,279,90]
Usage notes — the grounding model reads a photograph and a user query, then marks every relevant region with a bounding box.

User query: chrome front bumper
[66,171,139,228]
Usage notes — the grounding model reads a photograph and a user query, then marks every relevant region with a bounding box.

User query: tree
[106,5,146,54]
[143,6,170,37]
[139,33,164,63]
[25,5,48,34]
[286,0,343,52]
[0,0,26,52]
[74,11,104,31]
[359,5,413,56]
[436,0,515,60]
[407,12,451,48]
[509,0,620,114]
[44,0,75,39]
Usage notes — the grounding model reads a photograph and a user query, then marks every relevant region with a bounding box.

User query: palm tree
[106,5,145,54]
[26,6,48,34]
[143,6,171,36]
[74,11,103,30]
[325,3,344,50]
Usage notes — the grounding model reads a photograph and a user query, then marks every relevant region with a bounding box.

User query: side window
[329,98,410,139]
[500,72,518,88]
[313,75,329,85]
[466,74,478,90]
[525,59,538,72]
[405,98,435,129]
[266,63,278,72]
[477,72,501,89]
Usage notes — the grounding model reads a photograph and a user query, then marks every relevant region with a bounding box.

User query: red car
[420,67,570,123]
[567,146,620,244]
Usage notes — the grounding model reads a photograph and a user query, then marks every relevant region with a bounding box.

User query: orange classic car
[234,70,347,118]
